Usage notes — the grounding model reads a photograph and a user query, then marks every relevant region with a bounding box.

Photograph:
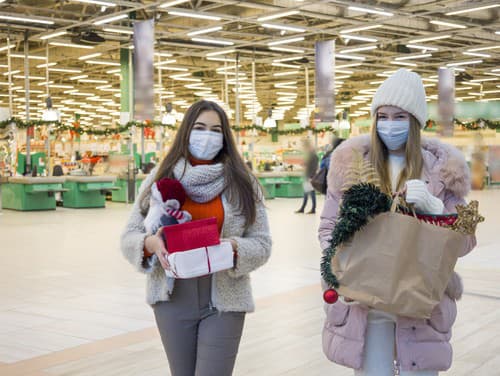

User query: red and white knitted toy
[144,178,192,234]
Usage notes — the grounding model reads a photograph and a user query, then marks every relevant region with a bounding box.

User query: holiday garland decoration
[425,118,500,131]
[0,118,177,136]
[232,124,336,135]
[1,117,498,136]
[320,183,392,288]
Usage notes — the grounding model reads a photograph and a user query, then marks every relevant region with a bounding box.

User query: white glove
[405,179,444,214]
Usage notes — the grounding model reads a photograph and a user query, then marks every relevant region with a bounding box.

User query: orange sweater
[144,158,224,257]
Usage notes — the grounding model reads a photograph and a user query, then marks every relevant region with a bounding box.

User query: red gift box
[162,217,220,254]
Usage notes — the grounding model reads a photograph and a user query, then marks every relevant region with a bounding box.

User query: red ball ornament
[323,289,339,304]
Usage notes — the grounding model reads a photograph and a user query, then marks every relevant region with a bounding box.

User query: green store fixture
[256,172,304,199]
[2,176,67,211]
[111,173,148,202]
[17,152,47,175]
[63,176,118,208]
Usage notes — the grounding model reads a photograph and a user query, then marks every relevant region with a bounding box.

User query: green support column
[120,48,131,116]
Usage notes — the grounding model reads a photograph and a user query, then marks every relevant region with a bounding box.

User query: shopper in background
[318,69,476,376]
[320,137,345,171]
[121,100,272,376]
[295,138,319,214]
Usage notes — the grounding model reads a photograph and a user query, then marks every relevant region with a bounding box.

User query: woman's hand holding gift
[145,227,171,270]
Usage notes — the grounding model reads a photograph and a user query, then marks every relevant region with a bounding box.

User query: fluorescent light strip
[86,60,120,66]
[0,14,53,25]
[395,53,432,60]
[348,6,393,16]
[261,23,305,33]
[463,51,491,58]
[49,68,82,73]
[336,53,366,61]
[78,52,102,60]
[70,75,88,80]
[269,46,305,54]
[408,35,451,43]
[340,34,378,43]
[94,14,128,25]
[187,26,222,36]
[446,4,499,15]
[192,38,234,46]
[339,45,377,53]
[10,53,46,60]
[49,84,74,89]
[268,36,305,46]
[257,10,300,22]
[168,10,221,21]
[467,45,500,52]
[159,0,190,8]
[103,27,133,35]
[273,71,300,76]
[340,24,383,34]
[3,70,20,76]
[446,59,482,67]
[337,63,363,69]
[470,77,498,82]
[40,31,67,40]
[430,20,466,29]
[0,44,15,52]
[13,75,45,80]
[154,59,177,66]
[205,49,235,57]
[157,66,189,71]
[36,62,57,68]
[206,57,237,62]
[50,42,94,49]
[73,0,116,6]
[406,44,439,51]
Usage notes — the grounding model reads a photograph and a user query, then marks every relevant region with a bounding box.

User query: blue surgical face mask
[189,129,224,160]
[376,120,410,151]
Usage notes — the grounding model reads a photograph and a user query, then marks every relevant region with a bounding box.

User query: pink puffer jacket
[318,135,477,372]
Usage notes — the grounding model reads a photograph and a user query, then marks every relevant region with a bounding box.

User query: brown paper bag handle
[391,193,417,217]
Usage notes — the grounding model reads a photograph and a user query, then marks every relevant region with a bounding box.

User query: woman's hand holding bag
[405,179,444,214]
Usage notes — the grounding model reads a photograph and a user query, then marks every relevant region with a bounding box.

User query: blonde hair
[370,114,423,195]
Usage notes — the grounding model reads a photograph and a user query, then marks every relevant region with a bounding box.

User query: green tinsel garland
[232,125,335,135]
[320,183,392,288]
[425,118,500,131]
[0,118,177,135]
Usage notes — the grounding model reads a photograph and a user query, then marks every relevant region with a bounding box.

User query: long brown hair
[370,114,423,195]
[139,100,260,228]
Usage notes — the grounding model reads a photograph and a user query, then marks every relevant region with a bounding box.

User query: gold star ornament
[451,200,484,235]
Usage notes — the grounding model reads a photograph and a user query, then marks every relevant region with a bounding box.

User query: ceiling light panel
[257,10,300,22]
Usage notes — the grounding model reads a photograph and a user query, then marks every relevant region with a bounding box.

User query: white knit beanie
[371,68,427,128]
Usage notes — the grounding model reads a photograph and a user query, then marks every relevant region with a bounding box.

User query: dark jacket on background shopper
[305,150,319,179]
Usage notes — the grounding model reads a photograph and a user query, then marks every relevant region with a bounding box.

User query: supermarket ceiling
[0,0,499,126]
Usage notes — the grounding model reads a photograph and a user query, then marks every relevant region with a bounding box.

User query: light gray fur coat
[120,170,272,312]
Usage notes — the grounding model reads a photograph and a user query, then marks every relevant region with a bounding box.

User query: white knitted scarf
[173,158,226,203]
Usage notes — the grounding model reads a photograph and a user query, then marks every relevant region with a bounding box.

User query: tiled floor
[0,190,499,375]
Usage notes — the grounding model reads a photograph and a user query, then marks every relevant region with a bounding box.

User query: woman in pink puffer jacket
[318,69,476,376]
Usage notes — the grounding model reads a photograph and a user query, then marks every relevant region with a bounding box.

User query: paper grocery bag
[332,212,467,319]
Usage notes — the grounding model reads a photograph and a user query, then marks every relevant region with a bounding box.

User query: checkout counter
[111,173,148,203]
[1,176,67,211]
[62,175,118,208]
[256,171,304,199]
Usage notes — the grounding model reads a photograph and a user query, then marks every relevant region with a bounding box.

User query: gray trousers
[153,275,245,376]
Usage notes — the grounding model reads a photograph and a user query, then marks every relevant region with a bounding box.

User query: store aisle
[0,190,499,375]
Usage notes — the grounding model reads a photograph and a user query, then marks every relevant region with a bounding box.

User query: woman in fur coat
[318,69,476,376]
